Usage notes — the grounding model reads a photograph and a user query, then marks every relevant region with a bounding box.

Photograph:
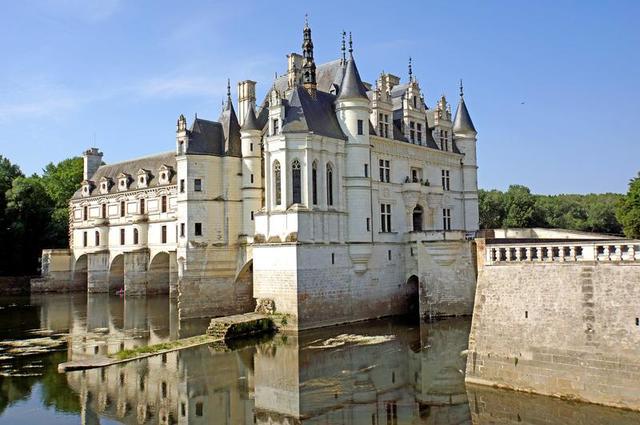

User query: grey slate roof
[218,101,242,157]
[282,86,347,140]
[241,106,259,131]
[337,56,368,100]
[453,97,477,135]
[73,151,176,198]
[187,118,225,155]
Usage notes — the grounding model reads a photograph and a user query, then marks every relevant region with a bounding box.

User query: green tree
[40,157,83,247]
[4,176,54,274]
[478,189,506,229]
[0,157,25,275]
[503,185,537,228]
[616,173,640,238]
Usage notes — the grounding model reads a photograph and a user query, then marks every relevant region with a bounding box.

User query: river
[0,294,638,424]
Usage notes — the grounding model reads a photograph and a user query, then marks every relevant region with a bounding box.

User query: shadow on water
[0,294,639,424]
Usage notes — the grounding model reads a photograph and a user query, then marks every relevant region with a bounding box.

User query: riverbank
[0,276,34,294]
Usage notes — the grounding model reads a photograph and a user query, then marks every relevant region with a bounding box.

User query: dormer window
[117,173,131,191]
[137,169,150,188]
[81,180,93,197]
[158,165,173,185]
[99,177,112,194]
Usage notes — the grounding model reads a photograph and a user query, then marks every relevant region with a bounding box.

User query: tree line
[0,155,83,276]
[479,178,640,238]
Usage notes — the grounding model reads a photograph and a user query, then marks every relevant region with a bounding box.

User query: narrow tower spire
[348,32,353,55]
[301,16,317,93]
[459,78,464,97]
[341,31,346,64]
[408,57,413,82]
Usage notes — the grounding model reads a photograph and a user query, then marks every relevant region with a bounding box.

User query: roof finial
[408,57,413,82]
[459,79,464,98]
[341,31,346,63]
[226,78,231,100]
[348,32,353,55]
[304,13,309,29]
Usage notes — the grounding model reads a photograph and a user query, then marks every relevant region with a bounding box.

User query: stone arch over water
[72,255,88,290]
[109,254,124,292]
[148,252,170,295]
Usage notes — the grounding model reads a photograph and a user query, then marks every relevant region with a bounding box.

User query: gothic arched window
[311,161,318,205]
[95,231,100,246]
[133,228,139,245]
[413,205,423,231]
[326,163,334,206]
[274,160,282,206]
[292,160,301,204]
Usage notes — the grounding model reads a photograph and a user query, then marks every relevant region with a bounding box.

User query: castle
[34,23,480,330]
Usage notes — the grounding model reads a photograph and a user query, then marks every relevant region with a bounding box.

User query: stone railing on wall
[485,240,640,265]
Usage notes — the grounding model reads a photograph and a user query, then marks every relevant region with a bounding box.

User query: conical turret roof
[453,97,477,135]
[338,55,368,100]
[241,106,259,131]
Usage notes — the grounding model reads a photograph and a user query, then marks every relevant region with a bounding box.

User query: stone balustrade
[485,240,640,265]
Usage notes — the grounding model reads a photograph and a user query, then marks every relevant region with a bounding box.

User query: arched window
[95,231,100,246]
[311,161,318,205]
[292,159,301,204]
[412,205,423,231]
[274,160,281,206]
[133,228,139,245]
[326,163,334,206]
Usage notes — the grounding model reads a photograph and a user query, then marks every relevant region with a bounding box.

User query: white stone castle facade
[34,24,479,329]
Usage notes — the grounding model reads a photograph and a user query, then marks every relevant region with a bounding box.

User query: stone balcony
[407,230,471,243]
[91,217,109,226]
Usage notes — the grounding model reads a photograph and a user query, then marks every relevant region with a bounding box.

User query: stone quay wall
[466,238,640,410]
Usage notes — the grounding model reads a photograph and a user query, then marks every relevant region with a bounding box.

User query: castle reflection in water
[29,294,640,425]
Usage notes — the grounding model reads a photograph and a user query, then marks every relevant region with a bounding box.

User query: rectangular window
[120,228,125,245]
[366,217,370,231]
[195,402,203,417]
[312,166,318,205]
[161,225,167,243]
[388,249,392,261]
[250,142,253,152]
[95,231,100,246]
[180,179,185,193]
[83,231,87,247]
[409,121,415,143]
[272,119,279,135]
[161,195,167,213]
[417,123,422,143]
[411,168,419,183]
[443,208,452,231]
[379,159,390,183]
[102,203,107,218]
[441,170,450,191]
[194,179,202,192]
[364,163,369,178]
[383,114,390,138]
[381,203,392,232]
[139,198,145,215]
[120,201,125,217]
[250,211,254,221]
[331,253,335,265]
[250,174,254,184]
[378,113,383,136]
[194,223,202,236]
[357,119,363,135]
[180,223,185,238]
[83,206,88,221]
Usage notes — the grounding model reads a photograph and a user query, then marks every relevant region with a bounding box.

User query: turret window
[381,204,392,232]
[357,119,364,135]
[417,123,422,143]
[83,206,88,221]
[161,226,167,243]
[312,162,318,205]
[409,121,416,143]
[441,170,450,191]
[274,161,282,206]
[291,160,301,204]
[443,208,452,230]
[133,228,139,245]
[180,179,185,193]
[83,231,87,247]
[379,159,390,183]
[161,196,167,213]
[326,164,334,206]
[120,229,125,245]
[194,179,202,192]
[120,201,125,217]
[440,130,449,151]
[139,198,145,214]
[194,223,202,236]
[95,231,100,246]
[101,203,106,218]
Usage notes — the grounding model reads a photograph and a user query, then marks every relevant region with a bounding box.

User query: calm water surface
[0,294,638,424]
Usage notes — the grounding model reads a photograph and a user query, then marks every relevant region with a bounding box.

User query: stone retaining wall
[466,261,640,410]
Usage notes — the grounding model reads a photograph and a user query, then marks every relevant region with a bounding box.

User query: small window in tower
[331,253,335,265]
[195,223,202,236]
[272,119,279,135]
[388,250,392,261]
[161,225,167,243]
[366,217,370,231]
[250,211,254,221]
[180,179,185,193]
[133,228,139,245]
[95,231,100,246]
[139,176,144,184]
[161,195,167,213]
[120,201,125,217]
[120,228,125,245]
[180,223,185,238]
[83,206,88,221]
[139,198,145,214]
[413,96,417,108]
[357,119,363,135]
[194,179,202,192]
[250,142,253,152]
[195,402,203,417]
[250,174,254,184]
[83,231,87,247]
[364,163,368,177]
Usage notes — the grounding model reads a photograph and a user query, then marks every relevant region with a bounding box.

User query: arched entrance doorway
[407,275,420,317]
[412,206,423,231]
[72,255,88,290]
[109,255,124,293]
[148,253,170,295]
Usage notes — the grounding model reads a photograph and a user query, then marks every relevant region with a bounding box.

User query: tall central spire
[301,16,317,93]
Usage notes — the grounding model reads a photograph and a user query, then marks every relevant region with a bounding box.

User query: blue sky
[1,0,638,194]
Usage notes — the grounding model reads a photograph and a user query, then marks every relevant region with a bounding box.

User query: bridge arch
[109,254,124,293]
[72,255,88,290]
[406,274,420,317]
[148,252,170,295]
